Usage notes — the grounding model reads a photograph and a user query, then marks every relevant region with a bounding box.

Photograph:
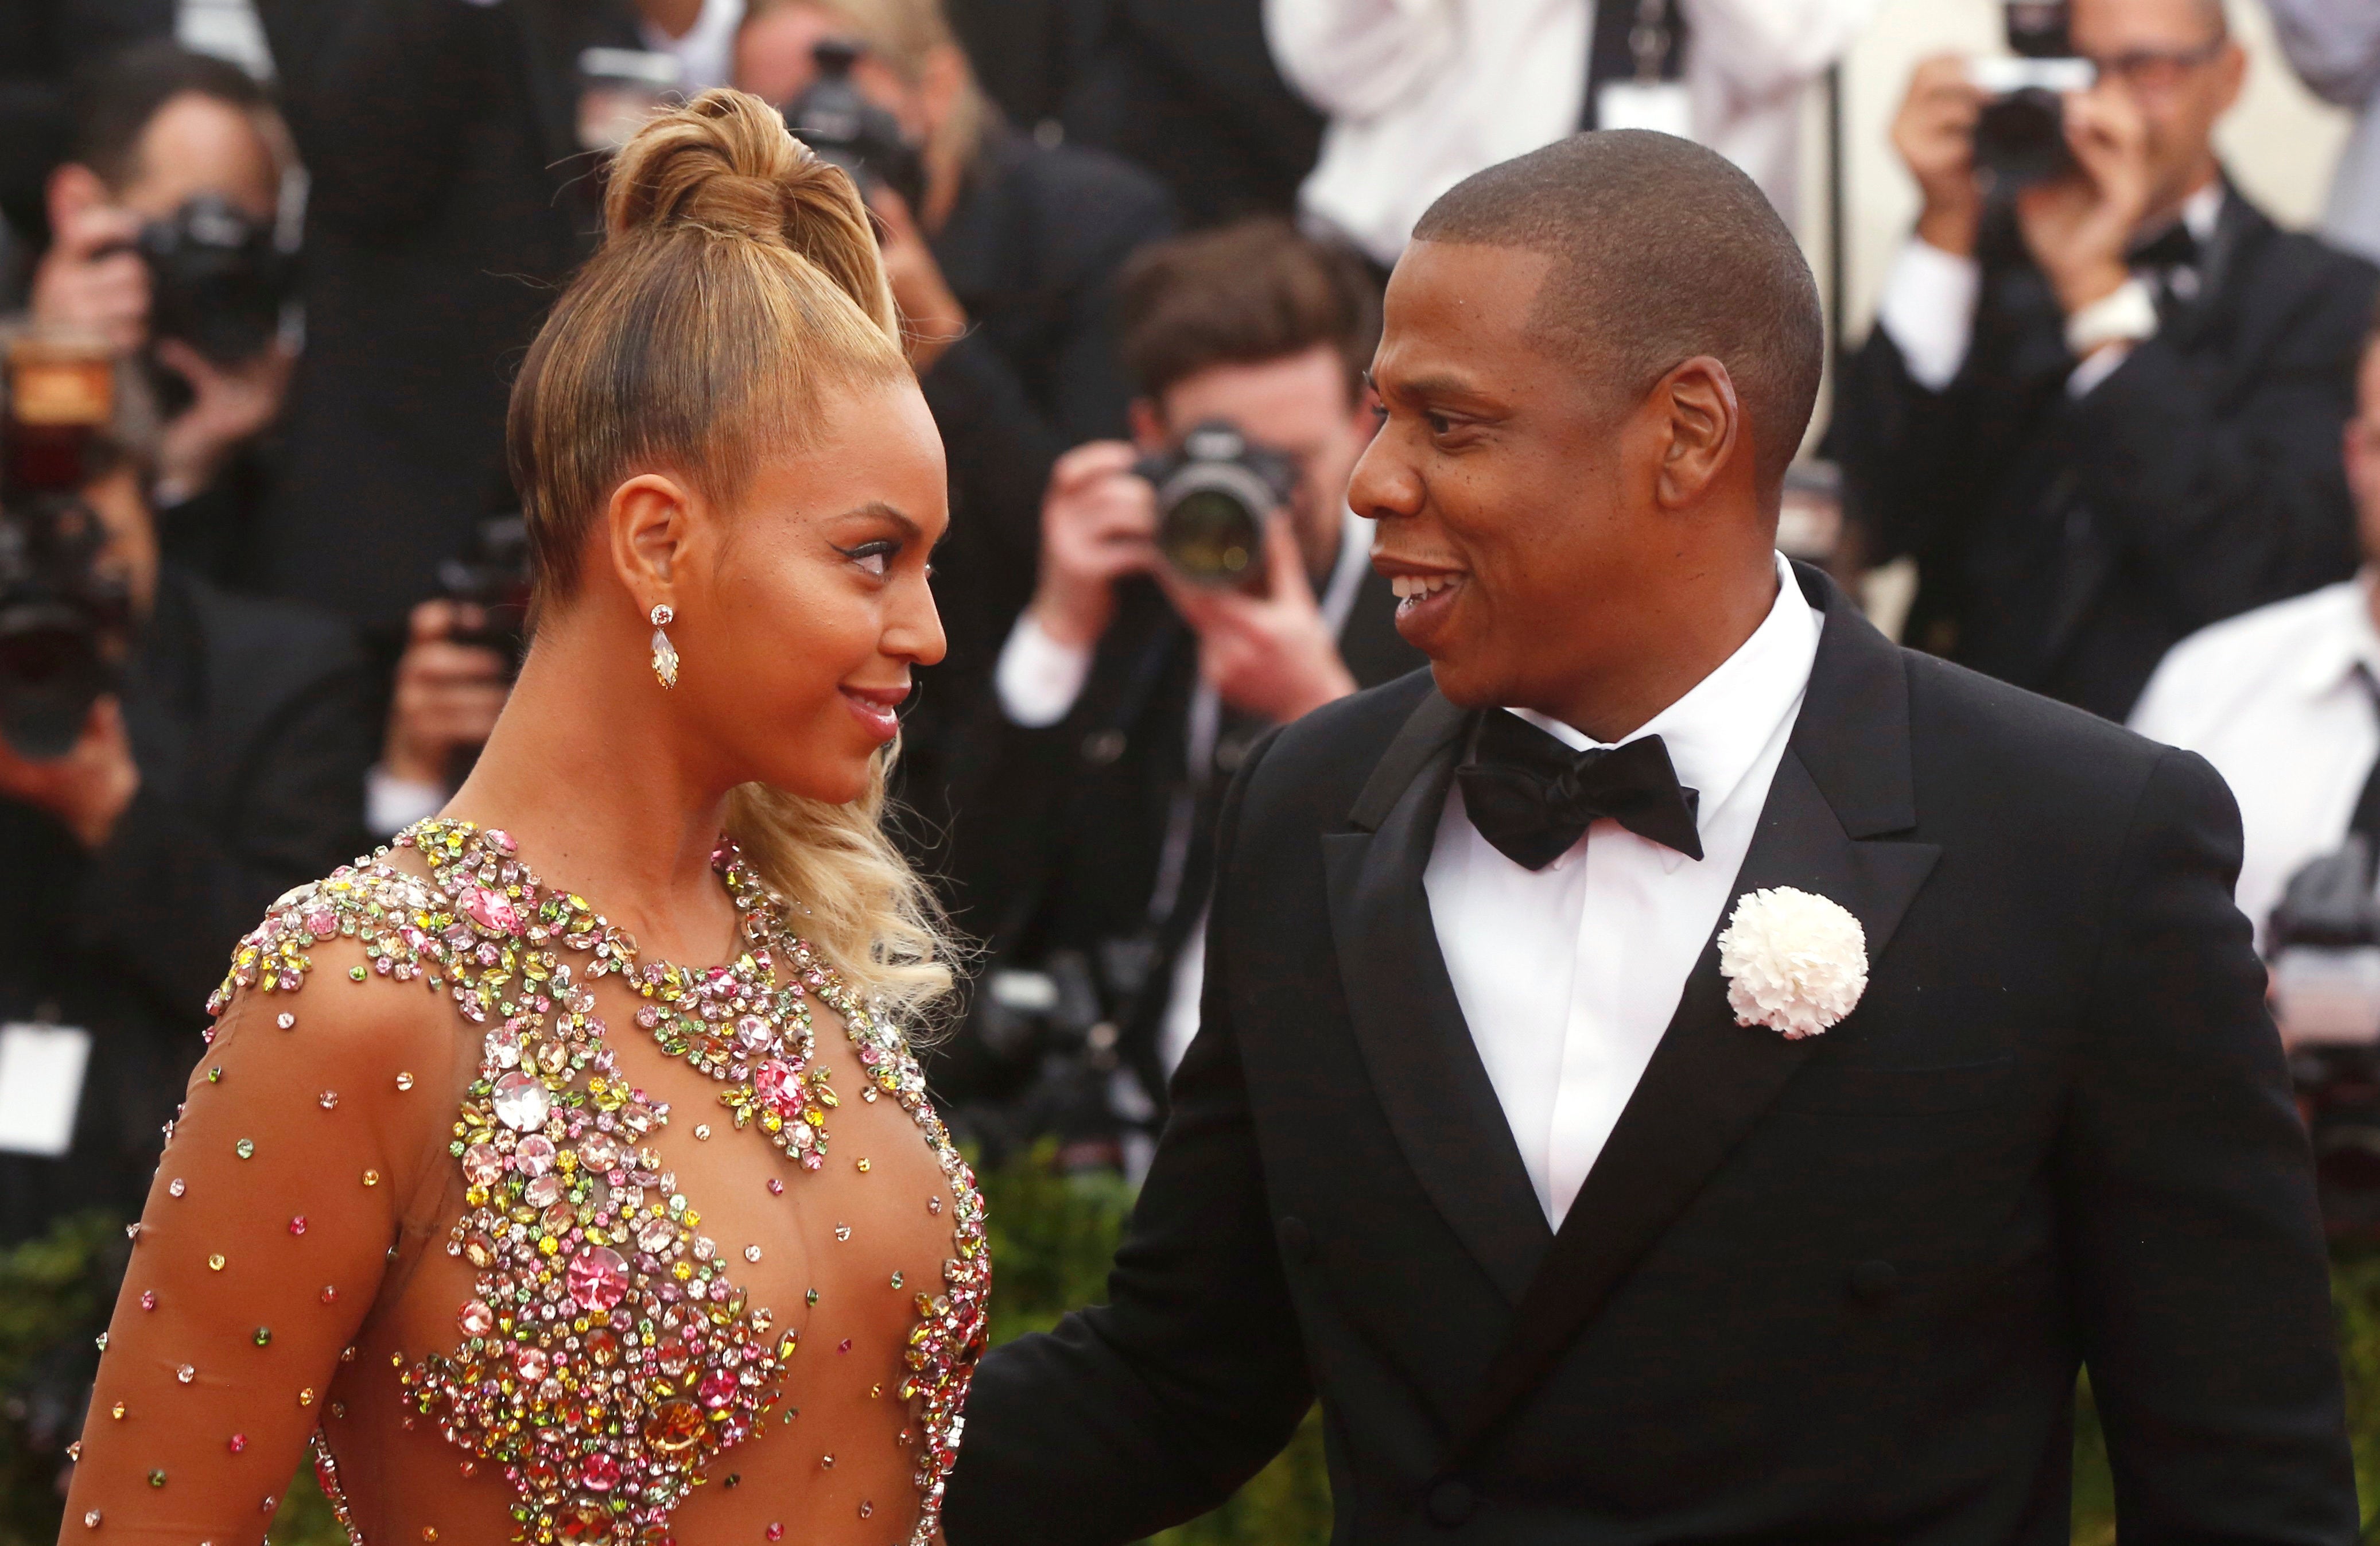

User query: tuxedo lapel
[1450,568,1944,1459]
[1323,692,1554,1304]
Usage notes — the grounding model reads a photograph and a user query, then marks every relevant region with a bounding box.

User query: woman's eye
[843,541,896,577]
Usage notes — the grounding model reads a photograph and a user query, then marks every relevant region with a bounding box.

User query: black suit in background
[1836,183,2379,722]
[931,565,1421,1122]
[249,0,636,632]
[943,562,2354,1545]
[0,0,173,251]
[0,569,374,1244]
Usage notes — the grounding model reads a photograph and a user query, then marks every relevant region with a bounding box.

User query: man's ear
[1128,397,1168,455]
[605,472,699,617]
[1651,356,1742,511]
[46,162,109,232]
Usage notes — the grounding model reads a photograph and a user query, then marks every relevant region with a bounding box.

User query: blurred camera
[780,39,926,214]
[437,514,535,679]
[122,194,293,367]
[2267,837,2380,1235]
[1969,2,2095,193]
[0,340,132,760]
[1135,421,1299,591]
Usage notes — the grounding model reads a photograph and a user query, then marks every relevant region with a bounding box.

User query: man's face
[2070,0,2244,219]
[733,5,930,141]
[1144,344,1373,577]
[2347,339,2380,566]
[115,92,279,224]
[1352,240,1651,714]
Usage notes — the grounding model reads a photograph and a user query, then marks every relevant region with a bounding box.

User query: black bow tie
[1454,709,1703,872]
[2127,219,2199,273]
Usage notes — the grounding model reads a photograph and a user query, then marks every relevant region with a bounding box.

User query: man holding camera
[24,42,293,587]
[1835,0,2379,722]
[936,218,1421,1146]
[0,444,372,1244]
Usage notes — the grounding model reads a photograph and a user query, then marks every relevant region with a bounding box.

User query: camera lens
[1161,487,1262,586]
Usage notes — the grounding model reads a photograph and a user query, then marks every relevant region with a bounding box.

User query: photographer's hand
[1030,441,1160,650]
[870,185,968,372]
[1162,515,1356,726]
[0,696,141,849]
[28,204,149,354]
[153,339,295,506]
[383,600,510,789]
[2017,84,2153,318]
[1893,55,1987,257]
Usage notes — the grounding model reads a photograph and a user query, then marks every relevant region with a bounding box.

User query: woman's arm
[59,936,457,1536]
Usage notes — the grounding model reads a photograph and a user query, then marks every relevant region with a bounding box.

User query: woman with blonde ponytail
[63,91,987,1546]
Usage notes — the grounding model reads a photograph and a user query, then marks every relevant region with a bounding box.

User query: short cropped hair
[70,41,275,193]
[1412,131,1825,495]
[1117,218,1382,406]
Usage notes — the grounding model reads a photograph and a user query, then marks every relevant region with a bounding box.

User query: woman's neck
[444,610,740,966]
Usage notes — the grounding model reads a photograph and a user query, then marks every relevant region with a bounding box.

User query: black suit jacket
[1836,184,2378,722]
[942,564,2354,1544]
[0,569,373,1243]
[250,0,635,630]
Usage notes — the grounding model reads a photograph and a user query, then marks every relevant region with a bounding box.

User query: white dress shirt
[2129,576,2380,950]
[1263,0,1877,266]
[1426,550,1822,1227]
[1875,180,2223,398]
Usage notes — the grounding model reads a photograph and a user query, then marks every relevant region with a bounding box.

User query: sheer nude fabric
[63,828,983,1545]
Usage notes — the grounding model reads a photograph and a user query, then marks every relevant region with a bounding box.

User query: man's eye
[1426,412,1455,437]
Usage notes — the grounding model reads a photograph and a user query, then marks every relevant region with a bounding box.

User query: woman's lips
[840,683,909,742]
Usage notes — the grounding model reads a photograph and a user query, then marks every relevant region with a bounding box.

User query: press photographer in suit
[1836,0,2379,721]
[934,217,1420,1152]
[942,131,2352,1545]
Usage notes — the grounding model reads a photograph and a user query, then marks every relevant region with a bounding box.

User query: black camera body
[127,194,292,367]
[438,513,534,677]
[0,496,131,760]
[780,38,926,214]
[1971,2,2095,193]
[1134,421,1300,591]
[2267,837,2380,1235]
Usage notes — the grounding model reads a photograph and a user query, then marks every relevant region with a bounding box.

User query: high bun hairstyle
[508,88,952,1015]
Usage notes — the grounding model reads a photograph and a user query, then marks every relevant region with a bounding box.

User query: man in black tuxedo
[941,130,2354,1543]
[934,218,1420,1149]
[1835,0,2379,722]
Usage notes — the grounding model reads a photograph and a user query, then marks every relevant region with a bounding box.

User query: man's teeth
[1390,574,1459,600]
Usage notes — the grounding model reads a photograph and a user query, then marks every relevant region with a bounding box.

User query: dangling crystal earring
[649,604,680,689]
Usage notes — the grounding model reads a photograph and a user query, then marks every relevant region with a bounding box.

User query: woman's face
[670,379,949,806]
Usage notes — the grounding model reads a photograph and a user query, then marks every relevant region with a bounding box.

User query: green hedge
[10,1162,2379,1544]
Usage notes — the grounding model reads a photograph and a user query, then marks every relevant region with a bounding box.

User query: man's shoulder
[2131,580,2362,745]
[991,131,1175,250]
[1241,669,1441,824]
[176,571,364,686]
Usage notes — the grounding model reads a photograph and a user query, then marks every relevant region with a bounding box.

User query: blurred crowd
[2,0,2379,1258]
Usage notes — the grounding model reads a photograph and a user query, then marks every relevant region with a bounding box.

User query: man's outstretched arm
[942,733,1315,1546]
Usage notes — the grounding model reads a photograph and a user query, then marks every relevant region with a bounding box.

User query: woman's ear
[605,472,699,616]
[1651,355,1743,511]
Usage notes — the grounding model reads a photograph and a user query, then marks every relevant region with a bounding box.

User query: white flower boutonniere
[1716,887,1869,1040]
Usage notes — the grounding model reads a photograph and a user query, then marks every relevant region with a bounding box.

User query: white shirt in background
[1262,0,1877,267]
[641,0,747,94]
[1875,178,2224,398]
[1426,550,1822,1227]
[2130,576,2380,950]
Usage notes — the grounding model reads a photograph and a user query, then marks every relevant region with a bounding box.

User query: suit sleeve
[2065,747,2357,1544]
[941,729,1315,1546]
[1832,321,1973,566]
[2063,262,2375,634]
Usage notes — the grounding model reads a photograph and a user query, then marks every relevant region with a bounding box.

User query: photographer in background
[734,0,1172,728]
[24,42,293,588]
[0,439,372,1245]
[933,219,1420,1165]
[1836,0,2379,722]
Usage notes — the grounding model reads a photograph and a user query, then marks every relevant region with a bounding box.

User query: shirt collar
[1513,550,1823,870]
[2283,569,2380,700]
[2181,178,2223,246]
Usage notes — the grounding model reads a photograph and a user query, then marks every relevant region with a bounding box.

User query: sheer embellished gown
[64,819,991,1545]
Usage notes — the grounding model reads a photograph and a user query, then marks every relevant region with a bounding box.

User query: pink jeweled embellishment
[304,908,337,939]
[697,1370,737,1409]
[457,1300,494,1337]
[460,1143,503,1187]
[511,1134,556,1178]
[139,1291,157,1311]
[491,1071,550,1132]
[752,1059,801,1117]
[455,884,523,936]
[566,1245,629,1312]
[578,1452,621,1492]
[514,1346,548,1382]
